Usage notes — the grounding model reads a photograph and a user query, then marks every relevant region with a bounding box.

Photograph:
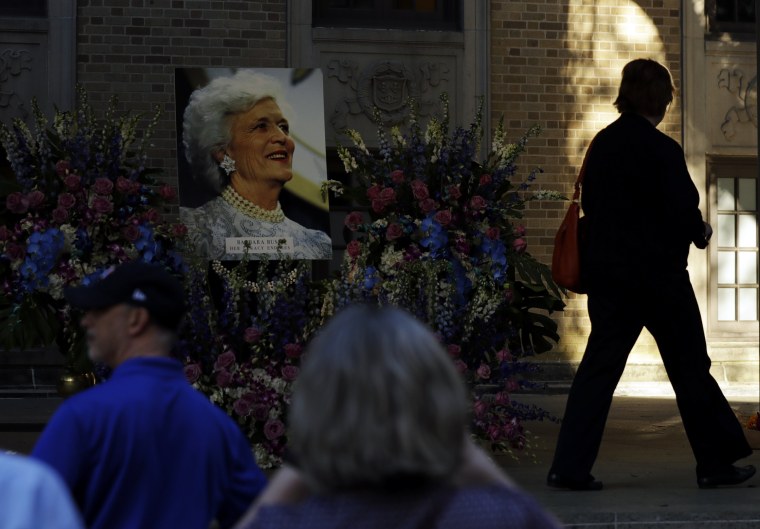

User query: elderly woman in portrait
[234,304,562,529]
[180,70,332,260]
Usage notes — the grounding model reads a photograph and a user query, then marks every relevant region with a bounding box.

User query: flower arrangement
[0,87,185,370]
[323,95,564,453]
[176,256,319,468]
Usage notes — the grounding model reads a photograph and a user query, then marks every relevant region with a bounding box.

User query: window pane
[738,178,756,211]
[738,251,757,283]
[718,288,736,320]
[718,213,736,246]
[738,288,757,320]
[717,178,735,210]
[716,0,736,21]
[737,214,757,247]
[718,251,736,284]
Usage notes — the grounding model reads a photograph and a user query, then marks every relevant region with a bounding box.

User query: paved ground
[499,384,760,528]
[2,383,760,528]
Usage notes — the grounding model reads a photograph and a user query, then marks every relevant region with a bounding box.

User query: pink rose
[473,399,489,418]
[121,225,141,242]
[447,344,461,357]
[505,378,520,392]
[58,193,76,209]
[142,209,160,223]
[26,190,45,209]
[366,184,382,200]
[371,199,386,213]
[51,207,69,223]
[476,363,491,380]
[447,185,461,199]
[0,226,9,241]
[264,419,285,440]
[453,359,468,374]
[385,223,403,241]
[487,424,502,441]
[469,195,487,210]
[346,239,362,259]
[215,369,232,388]
[63,174,81,191]
[495,391,510,406]
[159,184,176,201]
[419,198,437,214]
[93,177,114,196]
[486,227,500,240]
[116,176,134,194]
[214,350,236,370]
[6,192,29,214]
[496,348,512,362]
[172,224,188,238]
[433,210,452,226]
[379,187,396,204]
[281,365,300,382]
[515,224,526,237]
[344,211,364,231]
[479,173,492,186]
[92,196,113,214]
[283,343,303,358]
[411,180,429,200]
[183,363,202,383]
[243,326,262,343]
[390,169,405,183]
[233,398,252,417]
[55,160,71,176]
[512,237,527,253]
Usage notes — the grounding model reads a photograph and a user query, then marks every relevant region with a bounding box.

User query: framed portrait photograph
[175,67,332,261]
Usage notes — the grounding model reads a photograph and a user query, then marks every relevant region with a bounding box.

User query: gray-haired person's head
[288,304,469,492]
[182,70,291,192]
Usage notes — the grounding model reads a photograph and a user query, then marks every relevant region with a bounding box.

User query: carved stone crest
[357,61,417,124]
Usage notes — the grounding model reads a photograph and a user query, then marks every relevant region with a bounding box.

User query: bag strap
[572,139,594,203]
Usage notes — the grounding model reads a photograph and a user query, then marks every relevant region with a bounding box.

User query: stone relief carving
[327,59,450,132]
[718,68,757,141]
[0,48,33,120]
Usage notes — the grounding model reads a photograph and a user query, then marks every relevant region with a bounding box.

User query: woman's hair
[613,58,675,118]
[288,304,469,492]
[182,70,291,191]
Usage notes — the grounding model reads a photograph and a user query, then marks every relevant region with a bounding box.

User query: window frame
[312,0,461,31]
[707,155,759,339]
[705,0,755,39]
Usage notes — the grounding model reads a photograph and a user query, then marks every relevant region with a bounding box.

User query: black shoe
[697,464,756,489]
[547,472,603,491]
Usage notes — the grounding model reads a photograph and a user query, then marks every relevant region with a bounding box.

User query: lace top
[180,197,332,260]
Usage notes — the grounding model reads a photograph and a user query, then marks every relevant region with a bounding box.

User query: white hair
[289,304,469,492]
[182,70,292,192]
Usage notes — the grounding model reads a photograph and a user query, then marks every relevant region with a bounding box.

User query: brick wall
[490,0,682,361]
[76,0,288,194]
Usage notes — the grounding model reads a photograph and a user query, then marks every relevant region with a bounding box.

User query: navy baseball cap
[64,261,186,330]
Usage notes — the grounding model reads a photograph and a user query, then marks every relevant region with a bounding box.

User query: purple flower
[214,350,236,370]
[252,404,270,422]
[93,177,114,196]
[264,419,285,440]
[6,192,29,214]
[243,326,262,343]
[184,363,202,383]
[385,223,403,241]
[281,365,299,382]
[215,369,232,388]
[233,398,252,417]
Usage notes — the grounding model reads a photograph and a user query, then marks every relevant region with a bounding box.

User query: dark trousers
[549,270,751,479]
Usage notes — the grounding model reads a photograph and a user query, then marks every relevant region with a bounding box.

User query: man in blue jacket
[32,260,267,529]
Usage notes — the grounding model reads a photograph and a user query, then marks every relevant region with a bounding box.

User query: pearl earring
[220,154,236,176]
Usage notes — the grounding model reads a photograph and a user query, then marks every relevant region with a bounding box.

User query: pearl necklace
[221,186,285,223]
